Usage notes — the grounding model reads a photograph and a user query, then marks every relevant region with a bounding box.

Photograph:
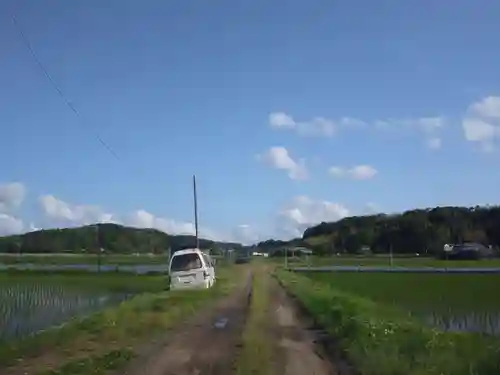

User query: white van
[168,248,215,290]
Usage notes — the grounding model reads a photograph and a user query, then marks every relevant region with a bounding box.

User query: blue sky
[1,0,500,243]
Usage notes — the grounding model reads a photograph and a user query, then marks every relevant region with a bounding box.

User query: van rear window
[170,253,202,272]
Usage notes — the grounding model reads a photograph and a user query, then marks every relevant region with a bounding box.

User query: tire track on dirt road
[271,276,343,375]
[121,267,252,375]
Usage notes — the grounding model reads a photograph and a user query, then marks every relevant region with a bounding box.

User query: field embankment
[277,270,500,375]
[0,254,170,266]
[0,266,241,375]
[279,255,500,268]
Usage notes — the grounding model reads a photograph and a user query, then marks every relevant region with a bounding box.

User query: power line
[11,14,121,161]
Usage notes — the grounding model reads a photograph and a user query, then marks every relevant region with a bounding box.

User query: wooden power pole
[193,175,199,249]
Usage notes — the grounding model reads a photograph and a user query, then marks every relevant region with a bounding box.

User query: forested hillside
[301,206,500,255]
[0,223,242,254]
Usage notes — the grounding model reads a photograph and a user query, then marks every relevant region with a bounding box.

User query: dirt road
[271,276,339,375]
[121,265,341,375]
[121,269,252,375]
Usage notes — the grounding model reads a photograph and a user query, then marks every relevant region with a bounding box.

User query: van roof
[172,248,203,256]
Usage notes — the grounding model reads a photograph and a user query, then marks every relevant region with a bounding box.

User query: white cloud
[37,195,224,241]
[231,224,262,245]
[123,209,220,239]
[0,213,24,236]
[268,112,337,137]
[277,195,350,238]
[257,146,308,180]
[28,223,41,232]
[328,165,378,180]
[462,96,500,151]
[376,116,445,150]
[328,166,344,178]
[411,117,445,133]
[426,137,442,150]
[469,96,500,119]
[364,202,380,214]
[339,117,367,128]
[269,112,295,129]
[0,182,26,213]
[268,111,443,149]
[38,195,115,226]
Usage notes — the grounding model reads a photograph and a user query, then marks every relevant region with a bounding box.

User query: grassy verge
[0,271,167,293]
[0,254,170,265]
[276,270,500,375]
[235,264,275,375]
[39,349,134,375]
[0,266,240,375]
[273,255,500,268]
[0,254,230,266]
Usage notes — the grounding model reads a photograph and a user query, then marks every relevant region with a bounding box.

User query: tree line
[258,206,500,256]
[0,223,242,254]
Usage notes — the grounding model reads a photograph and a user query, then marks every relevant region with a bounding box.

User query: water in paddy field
[0,283,133,341]
[422,311,500,336]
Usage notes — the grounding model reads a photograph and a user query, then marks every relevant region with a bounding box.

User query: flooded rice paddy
[0,282,133,340]
[0,272,167,341]
[305,271,500,336]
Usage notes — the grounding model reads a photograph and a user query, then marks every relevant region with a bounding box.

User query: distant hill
[0,223,242,254]
[301,206,500,255]
[254,205,500,256]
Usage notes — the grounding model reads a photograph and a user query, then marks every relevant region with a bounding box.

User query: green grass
[282,255,500,268]
[235,264,275,375]
[39,349,134,375]
[277,270,500,375]
[0,253,231,267]
[305,272,500,313]
[303,235,332,246]
[0,266,240,374]
[0,254,170,265]
[0,270,168,293]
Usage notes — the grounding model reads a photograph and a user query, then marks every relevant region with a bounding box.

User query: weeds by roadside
[235,265,275,375]
[0,266,241,375]
[277,270,500,375]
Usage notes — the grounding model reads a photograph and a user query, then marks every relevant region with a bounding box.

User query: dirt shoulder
[235,263,341,375]
[271,273,338,375]
[121,267,252,375]
[1,267,246,375]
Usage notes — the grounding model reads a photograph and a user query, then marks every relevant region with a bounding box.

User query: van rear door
[169,253,204,286]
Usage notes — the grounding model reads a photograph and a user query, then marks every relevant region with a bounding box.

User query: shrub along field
[277,270,500,375]
[0,266,240,374]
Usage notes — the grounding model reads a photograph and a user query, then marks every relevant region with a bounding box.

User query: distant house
[360,245,371,255]
[287,247,313,256]
[440,242,494,260]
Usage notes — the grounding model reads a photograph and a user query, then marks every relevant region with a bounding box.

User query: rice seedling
[304,272,500,335]
[277,270,500,375]
[0,283,131,341]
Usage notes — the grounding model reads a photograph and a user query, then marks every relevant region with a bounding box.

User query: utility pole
[193,175,200,249]
[95,224,101,273]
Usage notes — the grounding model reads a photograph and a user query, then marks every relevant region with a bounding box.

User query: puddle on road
[213,317,229,329]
